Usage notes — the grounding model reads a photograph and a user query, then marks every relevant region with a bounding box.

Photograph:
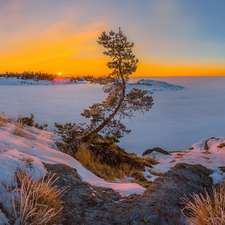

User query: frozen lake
[0,76,225,154]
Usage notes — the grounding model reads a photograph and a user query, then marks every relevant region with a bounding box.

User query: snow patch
[0,123,145,196]
[145,137,225,184]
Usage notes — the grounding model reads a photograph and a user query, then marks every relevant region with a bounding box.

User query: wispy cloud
[0,0,224,76]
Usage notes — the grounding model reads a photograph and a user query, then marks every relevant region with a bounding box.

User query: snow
[0,77,86,85]
[127,79,184,93]
[0,76,225,154]
[0,122,145,196]
[144,137,225,185]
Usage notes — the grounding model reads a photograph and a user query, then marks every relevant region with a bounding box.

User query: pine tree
[55,28,153,146]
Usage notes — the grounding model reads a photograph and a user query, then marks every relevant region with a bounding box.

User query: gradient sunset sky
[1,0,225,77]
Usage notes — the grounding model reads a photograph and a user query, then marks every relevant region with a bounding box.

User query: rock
[43,163,135,225]
[204,137,218,150]
[142,147,170,156]
[125,163,213,225]
[219,167,225,172]
[44,163,213,225]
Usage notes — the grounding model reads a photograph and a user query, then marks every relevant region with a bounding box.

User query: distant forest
[0,71,56,80]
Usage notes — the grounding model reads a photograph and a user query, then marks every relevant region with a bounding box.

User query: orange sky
[0,0,225,77]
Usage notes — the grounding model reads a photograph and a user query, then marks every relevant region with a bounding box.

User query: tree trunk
[83,76,126,140]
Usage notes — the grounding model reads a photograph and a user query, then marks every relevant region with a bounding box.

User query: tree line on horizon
[0,71,56,80]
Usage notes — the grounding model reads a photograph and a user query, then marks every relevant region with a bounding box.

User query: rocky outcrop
[44,163,213,225]
[204,137,218,150]
[142,147,170,156]
[125,163,213,225]
[44,163,136,225]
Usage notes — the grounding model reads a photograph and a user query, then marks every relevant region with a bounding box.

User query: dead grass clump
[0,111,6,127]
[11,119,33,141]
[11,121,24,137]
[75,144,131,182]
[145,156,158,165]
[218,142,225,148]
[130,170,146,181]
[150,171,164,176]
[21,155,34,164]
[75,144,147,183]
[12,170,64,225]
[131,155,158,168]
[134,180,153,189]
[181,181,225,225]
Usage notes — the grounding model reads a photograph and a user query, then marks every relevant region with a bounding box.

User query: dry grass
[75,143,146,183]
[176,153,184,157]
[181,182,225,225]
[21,155,34,164]
[145,156,158,165]
[107,144,158,167]
[11,121,25,137]
[0,111,6,127]
[149,170,164,176]
[12,170,65,225]
[11,119,33,141]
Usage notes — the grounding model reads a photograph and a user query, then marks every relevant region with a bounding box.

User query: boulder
[44,163,213,225]
[204,137,218,150]
[142,147,170,156]
[44,163,136,225]
[125,163,213,225]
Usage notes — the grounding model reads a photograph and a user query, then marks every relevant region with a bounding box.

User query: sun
[58,72,62,76]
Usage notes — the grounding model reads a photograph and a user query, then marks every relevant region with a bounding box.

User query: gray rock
[44,163,213,225]
[44,163,135,225]
[142,147,170,156]
[125,163,213,225]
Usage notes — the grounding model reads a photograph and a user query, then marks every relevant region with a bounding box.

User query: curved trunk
[83,75,126,140]
[82,50,126,141]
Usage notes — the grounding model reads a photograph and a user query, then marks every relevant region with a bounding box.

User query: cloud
[0,0,224,76]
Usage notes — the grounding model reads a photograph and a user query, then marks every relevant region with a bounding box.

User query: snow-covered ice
[0,76,86,85]
[0,76,225,154]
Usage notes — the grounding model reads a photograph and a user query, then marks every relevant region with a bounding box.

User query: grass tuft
[149,170,164,177]
[75,143,149,183]
[11,120,24,137]
[75,144,129,182]
[181,181,225,225]
[21,155,34,164]
[145,156,158,165]
[11,170,65,225]
[0,111,6,127]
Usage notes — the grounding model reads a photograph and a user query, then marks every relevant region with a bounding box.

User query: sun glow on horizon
[58,72,62,76]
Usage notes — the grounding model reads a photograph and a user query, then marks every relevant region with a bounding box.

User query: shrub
[181,182,225,225]
[19,113,34,126]
[35,122,48,130]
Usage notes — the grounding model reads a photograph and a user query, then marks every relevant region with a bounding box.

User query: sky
[0,0,225,77]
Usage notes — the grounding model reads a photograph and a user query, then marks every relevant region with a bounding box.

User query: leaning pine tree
[55,28,153,146]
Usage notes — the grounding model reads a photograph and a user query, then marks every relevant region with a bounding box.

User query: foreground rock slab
[44,163,213,225]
